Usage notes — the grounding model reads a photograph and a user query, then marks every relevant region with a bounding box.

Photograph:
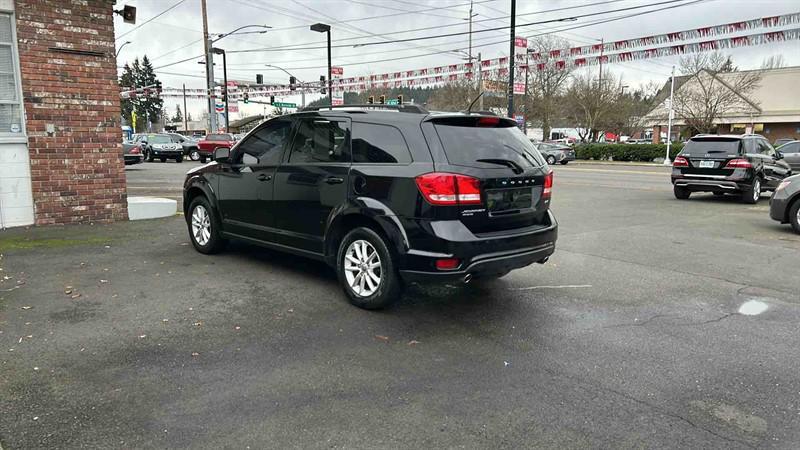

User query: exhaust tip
[463,273,472,284]
[537,257,549,264]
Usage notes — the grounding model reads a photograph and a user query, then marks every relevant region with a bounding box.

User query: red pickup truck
[197,133,236,163]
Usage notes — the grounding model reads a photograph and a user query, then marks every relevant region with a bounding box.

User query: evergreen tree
[173,105,183,123]
[119,55,164,131]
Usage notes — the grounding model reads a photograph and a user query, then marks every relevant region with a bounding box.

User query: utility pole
[182,83,188,132]
[467,0,477,61]
[507,0,516,118]
[523,53,529,135]
[201,0,217,132]
[664,65,676,165]
[477,52,483,110]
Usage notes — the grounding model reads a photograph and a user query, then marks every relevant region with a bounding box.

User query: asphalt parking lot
[1,161,799,448]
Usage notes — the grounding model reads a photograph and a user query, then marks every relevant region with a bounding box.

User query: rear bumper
[770,188,792,222]
[672,175,753,193]
[124,154,143,164]
[398,211,558,283]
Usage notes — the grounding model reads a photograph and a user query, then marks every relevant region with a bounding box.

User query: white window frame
[0,9,26,143]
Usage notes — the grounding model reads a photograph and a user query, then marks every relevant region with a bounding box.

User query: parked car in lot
[166,133,201,161]
[671,134,792,203]
[183,105,557,309]
[123,143,144,165]
[531,141,576,165]
[775,140,800,171]
[773,138,794,148]
[196,133,236,163]
[142,133,184,162]
[769,174,800,234]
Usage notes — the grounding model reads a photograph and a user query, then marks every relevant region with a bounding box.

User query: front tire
[336,227,402,310]
[788,199,800,234]
[189,150,200,161]
[146,150,154,162]
[546,155,556,165]
[742,177,761,204]
[187,197,226,254]
[160,157,167,163]
[176,156,183,163]
[559,161,569,165]
[674,185,691,200]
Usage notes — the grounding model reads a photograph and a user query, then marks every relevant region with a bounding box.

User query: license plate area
[486,188,533,213]
[699,160,716,168]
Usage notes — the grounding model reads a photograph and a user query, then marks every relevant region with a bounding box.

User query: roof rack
[300,103,429,114]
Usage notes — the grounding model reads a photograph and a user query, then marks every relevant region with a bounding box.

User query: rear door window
[288,118,350,163]
[432,117,543,169]
[352,123,411,164]
[779,142,800,153]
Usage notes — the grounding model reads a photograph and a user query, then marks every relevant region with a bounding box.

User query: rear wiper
[476,158,524,174]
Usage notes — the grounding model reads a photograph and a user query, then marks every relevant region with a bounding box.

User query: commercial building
[0,0,126,227]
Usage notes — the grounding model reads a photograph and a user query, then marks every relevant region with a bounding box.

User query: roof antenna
[466,91,484,114]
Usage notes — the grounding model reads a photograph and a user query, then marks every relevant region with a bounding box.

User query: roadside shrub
[574,143,684,162]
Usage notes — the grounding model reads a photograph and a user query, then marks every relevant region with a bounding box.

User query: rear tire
[546,155,556,165]
[674,185,690,200]
[187,197,226,254]
[200,156,207,163]
[559,161,569,165]
[336,227,402,310]
[788,199,800,234]
[742,177,761,204]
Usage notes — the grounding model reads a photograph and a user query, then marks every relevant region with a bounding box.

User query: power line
[116,0,188,41]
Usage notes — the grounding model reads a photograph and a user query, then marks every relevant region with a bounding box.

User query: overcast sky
[113,0,800,118]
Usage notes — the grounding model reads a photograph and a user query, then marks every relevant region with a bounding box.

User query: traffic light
[243,92,249,104]
[397,94,403,104]
[320,75,326,95]
[379,95,386,104]
[367,96,374,104]
[270,95,275,104]
[256,74,263,84]
[289,76,296,91]
[221,86,227,102]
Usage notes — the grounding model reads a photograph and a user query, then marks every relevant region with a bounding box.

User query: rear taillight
[435,258,461,270]
[724,158,752,169]
[672,156,689,167]
[415,173,482,206]
[543,169,553,200]
[130,148,140,154]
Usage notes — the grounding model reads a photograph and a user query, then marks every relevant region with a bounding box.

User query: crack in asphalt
[604,313,738,329]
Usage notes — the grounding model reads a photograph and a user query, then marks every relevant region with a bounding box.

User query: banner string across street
[150,12,800,99]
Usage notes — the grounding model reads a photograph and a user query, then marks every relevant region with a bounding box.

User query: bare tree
[564,71,624,142]
[524,35,574,140]
[673,53,761,135]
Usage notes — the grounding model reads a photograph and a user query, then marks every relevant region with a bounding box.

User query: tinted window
[681,139,741,156]
[206,134,232,141]
[758,139,775,157]
[352,123,411,164]
[433,117,542,169]
[235,119,292,165]
[288,118,350,163]
[778,142,800,154]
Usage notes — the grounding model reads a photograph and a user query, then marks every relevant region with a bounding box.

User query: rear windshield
[206,134,232,141]
[681,139,741,156]
[433,117,544,168]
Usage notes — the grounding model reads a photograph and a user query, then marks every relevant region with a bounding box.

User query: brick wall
[15,0,127,225]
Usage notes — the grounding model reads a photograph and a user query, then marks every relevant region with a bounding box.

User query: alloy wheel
[191,205,212,246]
[343,239,382,297]
[753,179,761,202]
[190,150,200,161]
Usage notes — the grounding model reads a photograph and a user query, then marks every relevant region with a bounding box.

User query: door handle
[323,176,344,185]
[257,173,271,182]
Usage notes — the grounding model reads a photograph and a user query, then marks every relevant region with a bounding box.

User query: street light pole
[310,23,332,108]
[213,48,229,133]
[115,40,131,57]
[507,0,516,118]
[200,0,217,133]
[664,65,676,165]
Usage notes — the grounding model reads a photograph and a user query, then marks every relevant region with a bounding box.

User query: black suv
[671,134,792,203]
[183,105,557,309]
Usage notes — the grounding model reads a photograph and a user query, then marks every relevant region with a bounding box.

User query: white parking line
[509,284,593,291]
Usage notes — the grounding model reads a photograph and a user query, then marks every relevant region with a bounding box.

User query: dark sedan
[769,174,800,234]
[776,140,800,171]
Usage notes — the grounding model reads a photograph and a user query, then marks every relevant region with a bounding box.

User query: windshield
[680,139,741,156]
[207,134,232,141]
[433,117,544,169]
[147,135,171,144]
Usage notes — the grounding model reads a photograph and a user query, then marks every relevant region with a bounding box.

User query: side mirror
[774,151,783,160]
[213,147,230,163]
